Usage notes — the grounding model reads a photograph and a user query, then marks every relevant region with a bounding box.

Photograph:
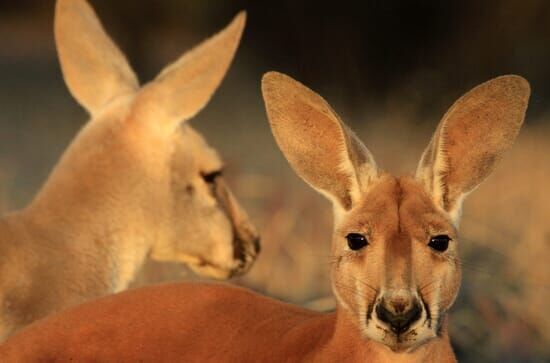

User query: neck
[10,206,151,295]
[17,116,169,291]
[310,308,455,363]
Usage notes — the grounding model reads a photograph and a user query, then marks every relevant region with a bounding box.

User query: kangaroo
[0,72,529,362]
[0,0,259,339]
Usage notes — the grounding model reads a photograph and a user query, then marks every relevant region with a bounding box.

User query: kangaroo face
[262,72,529,352]
[332,175,460,351]
[152,125,259,279]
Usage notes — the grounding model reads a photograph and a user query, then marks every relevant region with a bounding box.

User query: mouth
[187,259,235,280]
[364,298,438,352]
[368,323,434,353]
[387,329,423,352]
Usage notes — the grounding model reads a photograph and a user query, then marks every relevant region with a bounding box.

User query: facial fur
[262,71,529,357]
[150,125,259,279]
[331,174,461,352]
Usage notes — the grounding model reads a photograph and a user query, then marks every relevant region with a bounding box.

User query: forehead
[172,125,222,170]
[340,175,454,238]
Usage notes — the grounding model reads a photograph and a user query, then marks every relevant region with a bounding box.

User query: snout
[214,177,261,277]
[230,232,260,277]
[362,290,436,351]
[375,298,422,335]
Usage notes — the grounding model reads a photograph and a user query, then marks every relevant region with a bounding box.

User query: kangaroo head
[156,124,260,278]
[262,72,529,352]
[30,0,259,281]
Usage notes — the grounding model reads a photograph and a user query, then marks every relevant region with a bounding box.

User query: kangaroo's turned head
[262,72,529,352]
[0,1,261,338]
[157,125,260,278]
[22,0,259,283]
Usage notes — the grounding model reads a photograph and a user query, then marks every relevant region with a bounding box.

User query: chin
[188,262,234,280]
[362,320,437,353]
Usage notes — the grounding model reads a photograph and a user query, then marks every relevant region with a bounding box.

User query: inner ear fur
[262,71,377,210]
[416,75,530,217]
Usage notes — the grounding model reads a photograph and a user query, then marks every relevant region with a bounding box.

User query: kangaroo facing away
[0,0,259,340]
[0,72,529,362]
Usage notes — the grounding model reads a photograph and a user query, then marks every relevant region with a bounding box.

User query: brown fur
[0,72,529,361]
[0,0,259,339]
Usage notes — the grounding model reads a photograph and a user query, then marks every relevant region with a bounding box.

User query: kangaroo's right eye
[201,170,222,184]
[428,235,450,252]
[346,233,368,251]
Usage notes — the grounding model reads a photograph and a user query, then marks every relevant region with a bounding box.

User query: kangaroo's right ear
[132,12,246,132]
[55,0,139,115]
[262,72,378,211]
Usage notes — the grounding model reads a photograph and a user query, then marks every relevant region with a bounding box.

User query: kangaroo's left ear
[416,75,530,224]
[132,12,246,132]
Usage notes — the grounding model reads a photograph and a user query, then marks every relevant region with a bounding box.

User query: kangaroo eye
[201,170,222,184]
[346,233,368,251]
[428,235,451,252]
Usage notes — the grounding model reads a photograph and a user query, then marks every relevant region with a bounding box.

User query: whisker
[351,277,378,294]
[332,282,363,295]
[418,280,437,293]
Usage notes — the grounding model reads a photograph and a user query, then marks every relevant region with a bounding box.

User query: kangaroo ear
[132,12,245,131]
[55,0,139,115]
[416,75,530,223]
[262,72,378,211]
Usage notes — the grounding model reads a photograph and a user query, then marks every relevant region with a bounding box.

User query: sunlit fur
[332,174,460,351]
[0,0,258,339]
[0,73,529,362]
[151,124,259,279]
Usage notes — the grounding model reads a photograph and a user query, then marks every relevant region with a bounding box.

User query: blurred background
[0,0,548,361]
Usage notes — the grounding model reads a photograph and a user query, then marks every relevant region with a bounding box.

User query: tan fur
[0,0,259,339]
[0,72,529,362]
[262,75,378,217]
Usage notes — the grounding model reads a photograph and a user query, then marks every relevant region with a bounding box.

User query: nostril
[375,303,390,323]
[253,237,261,254]
[405,302,422,325]
[375,301,422,334]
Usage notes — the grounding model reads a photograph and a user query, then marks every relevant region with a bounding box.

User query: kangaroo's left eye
[346,233,368,251]
[428,235,451,252]
[201,170,222,184]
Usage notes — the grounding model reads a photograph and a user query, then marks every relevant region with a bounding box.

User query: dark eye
[428,235,451,252]
[346,233,368,251]
[201,170,222,183]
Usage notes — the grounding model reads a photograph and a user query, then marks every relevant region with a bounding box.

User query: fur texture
[0,72,529,361]
[0,0,259,340]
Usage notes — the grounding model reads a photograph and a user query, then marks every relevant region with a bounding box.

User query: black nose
[375,300,422,334]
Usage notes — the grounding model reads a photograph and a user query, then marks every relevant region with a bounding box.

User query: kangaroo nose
[375,299,422,334]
